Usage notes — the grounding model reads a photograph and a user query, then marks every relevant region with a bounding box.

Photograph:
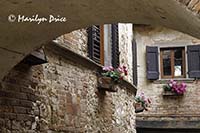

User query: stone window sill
[153,78,195,84]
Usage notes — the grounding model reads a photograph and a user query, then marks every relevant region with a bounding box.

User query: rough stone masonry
[0,25,137,133]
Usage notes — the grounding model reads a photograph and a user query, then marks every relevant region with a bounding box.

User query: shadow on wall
[0,63,41,132]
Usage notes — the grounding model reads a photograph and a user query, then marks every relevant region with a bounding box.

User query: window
[160,47,186,79]
[146,45,200,80]
[87,24,119,67]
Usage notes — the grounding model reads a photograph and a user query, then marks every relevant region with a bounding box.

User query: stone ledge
[137,128,200,132]
[45,41,137,95]
[46,41,102,71]
[153,78,195,84]
[120,79,137,95]
[136,120,200,129]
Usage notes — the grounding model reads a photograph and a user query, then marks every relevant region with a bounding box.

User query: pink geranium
[102,65,128,82]
[103,66,114,71]
[164,80,187,95]
[135,92,151,111]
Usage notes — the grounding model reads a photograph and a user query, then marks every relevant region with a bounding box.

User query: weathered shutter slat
[146,46,159,80]
[187,45,200,78]
[111,24,119,68]
[132,39,138,86]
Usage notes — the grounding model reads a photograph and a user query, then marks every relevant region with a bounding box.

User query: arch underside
[0,0,200,80]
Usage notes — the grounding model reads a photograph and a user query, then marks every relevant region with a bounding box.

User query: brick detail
[0,63,40,132]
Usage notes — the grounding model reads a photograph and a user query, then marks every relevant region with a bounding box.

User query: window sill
[153,78,195,84]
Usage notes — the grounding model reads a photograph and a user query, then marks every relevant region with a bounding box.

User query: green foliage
[163,84,171,91]
[102,70,121,82]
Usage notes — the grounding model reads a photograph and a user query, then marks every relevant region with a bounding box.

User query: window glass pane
[162,50,171,76]
[174,48,183,76]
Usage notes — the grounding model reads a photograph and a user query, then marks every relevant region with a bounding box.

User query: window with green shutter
[88,24,120,67]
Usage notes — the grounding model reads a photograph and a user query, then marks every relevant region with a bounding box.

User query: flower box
[98,77,117,92]
[98,65,128,92]
[162,79,187,96]
[135,103,145,113]
[162,91,183,96]
[134,93,151,113]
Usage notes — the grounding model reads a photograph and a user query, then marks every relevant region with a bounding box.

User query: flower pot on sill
[135,103,145,113]
[162,91,183,96]
[98,77,117,92]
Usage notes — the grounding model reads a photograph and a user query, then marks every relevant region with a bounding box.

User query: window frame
[160,47,186,79]
[88,24,119,67]
[99,25,104,65]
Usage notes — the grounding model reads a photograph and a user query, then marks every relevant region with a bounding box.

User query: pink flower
[122,66,128,75]
[169,83,173,87]
[117,67,124,73]
[109,66,114,71]
[124,70,128,75]
[170,81,187,94]
[122,65,127,70]
[119,76,123,80]
[103,66,114,71]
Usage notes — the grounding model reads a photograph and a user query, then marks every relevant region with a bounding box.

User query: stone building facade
[134,25,200,132]
[0,24,137,132]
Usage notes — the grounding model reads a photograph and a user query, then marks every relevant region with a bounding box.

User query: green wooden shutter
[87,25,101,64]
[146,46,159,80]
[132,39,138,86]
[187,45,200,78]
[111,24,119,68]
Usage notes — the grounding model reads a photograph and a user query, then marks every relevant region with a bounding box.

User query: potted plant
[134,92,151,113]
[163,79,187,96]
[98,65,128,92]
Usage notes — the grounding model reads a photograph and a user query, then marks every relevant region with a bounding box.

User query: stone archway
[0,0,200,80]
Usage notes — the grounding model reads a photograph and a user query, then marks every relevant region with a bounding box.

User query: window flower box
[135,103,145,113]
[98,76,117,92]
[162,91,183,96]
[162,79,186,96]
[134,93,151,113]
[98,66,128,92]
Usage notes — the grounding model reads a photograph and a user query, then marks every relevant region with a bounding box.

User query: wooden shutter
[132,39,138,86]
[146,46,159,80]
[87,25,104,65]
[111,24,119,68]
[187,45,200,78]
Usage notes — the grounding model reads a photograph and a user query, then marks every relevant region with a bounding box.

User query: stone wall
[56,29,88,58]
[119,24,134,83]
[0,63,41,132]
[0,26,136,132]
[134,25,200,124]
[39,44,136,132]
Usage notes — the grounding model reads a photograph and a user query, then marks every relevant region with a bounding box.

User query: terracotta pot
[98,77,117,92]
[135,103,145,113]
